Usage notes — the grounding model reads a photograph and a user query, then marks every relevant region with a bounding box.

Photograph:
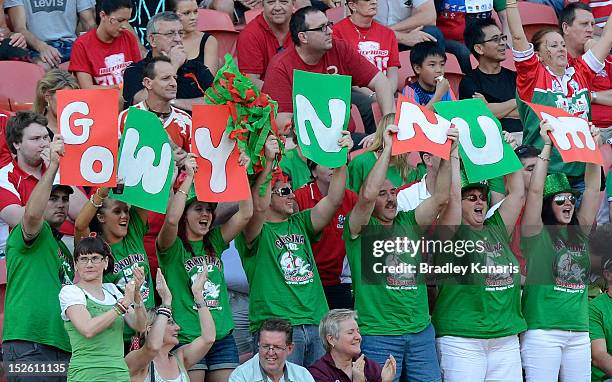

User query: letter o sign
[81,146,114,184]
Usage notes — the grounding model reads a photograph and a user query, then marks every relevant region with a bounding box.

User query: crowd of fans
[0,0,612,380]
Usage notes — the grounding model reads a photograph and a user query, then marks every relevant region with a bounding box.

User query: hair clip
[89,232,97,238]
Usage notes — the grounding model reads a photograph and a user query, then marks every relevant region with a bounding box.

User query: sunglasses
[462,194,487,202]
[272,186,293,197]
[302,21,333,33]
[553,194,577,206]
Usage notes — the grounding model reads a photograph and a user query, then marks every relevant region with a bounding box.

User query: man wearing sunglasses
[237,132,353,368]
[263,5,395,136]
[460,18,522,143]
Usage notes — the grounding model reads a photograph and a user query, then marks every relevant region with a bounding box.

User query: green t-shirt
[521,227,590,331]
[279,149,312,190]
[432,211,526,338]
[103,207,154,309]
[235,209,328,332]
[3,222,74,352]
[589,293,612,382]
[157,227,232,343]
[347,151,425,193]
[344,210,430,335]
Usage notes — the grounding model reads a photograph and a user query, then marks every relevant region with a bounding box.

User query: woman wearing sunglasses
[520,119,601,381]
[126,269,216,382]
[432,138,527,381]
[156,153,252,382]
[59,235,147,381]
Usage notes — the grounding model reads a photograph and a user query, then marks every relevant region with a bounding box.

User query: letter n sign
[57,89,119,187]
[192,104,250,202]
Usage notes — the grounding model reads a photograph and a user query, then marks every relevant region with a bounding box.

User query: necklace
[350,17,371,41]
[144,101,171,123]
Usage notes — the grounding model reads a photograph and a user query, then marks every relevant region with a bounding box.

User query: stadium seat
[245,8,263,24]
[0,61,45,112]
[397,50,415,93]
[518,2,558,42]
[197,9,239,61]
[444,53,463,97]
[350,103,365,134]
[326,6,345,24]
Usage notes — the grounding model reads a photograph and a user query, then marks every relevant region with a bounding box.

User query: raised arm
[74,187,109,246]
[435,142,461,229]
[368,72,395,115]
[242,135,279,243]
[310,131,352,233]
[22,136,64,240]
[220,152,254,243]
[521,119,551,237]
[123,267,147,333]
[157,155,197,252]
[498,170,525,236]
[178,270,216,369]
[348,124,396,238]
[589,12,612,63]
[576,125,602,229]
[505,0,529,52]
[415,128,457,228]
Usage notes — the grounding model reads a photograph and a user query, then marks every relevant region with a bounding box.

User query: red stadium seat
[518,2,559,42]
[444,53,463,97]
[397,50,415,93]
[350,104,365,134]
[245,8,263,24]
[197,9,239,61]
[0,61,45,112]
[326,6,345,24]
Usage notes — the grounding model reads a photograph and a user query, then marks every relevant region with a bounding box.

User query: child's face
[415,55,446,89]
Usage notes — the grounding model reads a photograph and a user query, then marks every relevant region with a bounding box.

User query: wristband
[89,194,103,208]
[537,155,550,162]
[113,305,124,316]
[114,303,128,314]
[177,189,188,196]
[194,301,206,309]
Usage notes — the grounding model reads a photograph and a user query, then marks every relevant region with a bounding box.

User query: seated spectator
[561,2,612,129]
[402,41,455,110]
[171,0,219,75]
[33,69,79,135]
[461,19,522,140]
[122,12,214,111]
[60,238,147,381]
[309,309,396,381]
[0,3,28,61]
[236,0,294,90]
[229,318,315,382]
[263,6,395,134]
[126,270,216,382]
[4,0,94,67]
[333,0,400,134]
[590,251,612,381]
[2,135,74,374]
[69,0,141,88]
[436,0,509,73]
[568,0,610,28]
[373,0,445,52]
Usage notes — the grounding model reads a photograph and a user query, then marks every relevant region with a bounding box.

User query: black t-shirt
[459,67,523,133]
[122,52,214,107]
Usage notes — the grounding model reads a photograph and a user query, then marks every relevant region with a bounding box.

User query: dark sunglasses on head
[462,194,487,202]
[273,186,293,197]
[553,194,577,206]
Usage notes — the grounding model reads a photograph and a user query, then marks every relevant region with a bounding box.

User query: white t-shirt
[397,174,431,213]
[374,0,431,27]
[59,283,123,321]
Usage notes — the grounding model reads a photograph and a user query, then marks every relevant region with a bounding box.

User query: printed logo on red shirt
[357,41,390,73]
[95,53,133,86]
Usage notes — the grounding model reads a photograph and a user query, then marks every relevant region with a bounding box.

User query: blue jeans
[252,324,325,367]
[29,38,73,63]
[445,39,473,75]
[398,25,446,52]
[361,324,442,382]
[187,334,239,371]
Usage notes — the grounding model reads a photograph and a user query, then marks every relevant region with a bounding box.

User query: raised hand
[238,150,250,167]
[123,279,137,306]
[156,269,172,306]
[264,134,280,160]
[337,130,354,151]
[503,131,518,150]
[447,126,459,151]
[351,354,366,382]
[589,122,601,145]
[539,119,553,145]
[381,355,397,382]
[184,153,198,177]
[191,267,209,302]
[383,124,399,150]
[49,135,65,167]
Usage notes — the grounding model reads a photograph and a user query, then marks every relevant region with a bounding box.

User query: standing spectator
[60,237,147,381]
[333,0,400,134]
[520,120,601,381]
[122,12,214,111]
[309,309,397,381]
[2,135,74,381]
[262,6,395,134]
[590,252,612,381]
[236,0,294,90]
[461,19,522,140]
[126,270,217,382]
[171,0,219,75]
[561,3,612,130]
[156,154,252,381]
[374,0,445,52]
[236,132,352,367]
[345,116,455,382]
[506,0,612,186]
[229,319,315,382]
[294,161,358,309]
[69,0,141,88]
[4,0,95,67]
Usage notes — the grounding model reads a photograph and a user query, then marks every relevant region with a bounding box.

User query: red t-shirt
[0,110,13,167]
[591,56,612,128]
[236,14,293,79]
[566,0,610,27]
[332,17,400,75]
[262,40,380,113]
[0,160,42,214]
[69,29,141,86]
[293,182,358,286]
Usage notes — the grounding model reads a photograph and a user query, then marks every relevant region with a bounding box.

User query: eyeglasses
[260,344,288,353]
[272,187,293,197]
[553,194,577,206]
[462,194,488,202]
[478,34,507,44]
[302,21,333,33]
[152,30,186,38]
[77,255,105,265]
